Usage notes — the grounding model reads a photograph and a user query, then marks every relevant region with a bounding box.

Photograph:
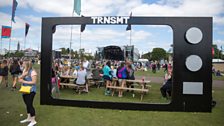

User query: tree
[61,48,67,54]
[141,52,151,60]
[151,48,167,61]
[66,48,70,54]
[212,44,223,59]
[4,51,24,58]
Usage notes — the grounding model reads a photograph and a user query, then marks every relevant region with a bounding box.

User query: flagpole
[24,35,26,50]
[9,19,13,57]
[130,29,132,45]
[79,10,82,59]
[0,37,2,55]
[69,11,74,60]
[80,31,81,50]
[69,25,73,60]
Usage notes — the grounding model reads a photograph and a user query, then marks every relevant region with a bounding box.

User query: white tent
[212,59,224,63]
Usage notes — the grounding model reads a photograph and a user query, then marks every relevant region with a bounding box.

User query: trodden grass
[0,64,223,126]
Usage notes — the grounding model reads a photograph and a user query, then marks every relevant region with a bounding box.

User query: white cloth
[83,61,89,69]
[76,70,87,85]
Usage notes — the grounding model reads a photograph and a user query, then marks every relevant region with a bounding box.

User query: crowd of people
[52,57,173,98]
[0,58,38,126]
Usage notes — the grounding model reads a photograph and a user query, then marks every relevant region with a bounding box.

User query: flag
[80,24,86,32]
[11,0,18,23]
[80,15,86,32]
[25,23,30,37]
[126,12,132,31]
[1,26,12,38]
[73,0,81,15]
[52,25,56,33]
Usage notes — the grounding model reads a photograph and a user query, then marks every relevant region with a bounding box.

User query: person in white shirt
[76,66,88,92]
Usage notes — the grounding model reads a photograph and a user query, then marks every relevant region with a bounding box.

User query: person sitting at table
[91,66,103,87]
[76,66,88,93]
[117,62,128,97]
[103,61,112,95]
[160,68,172,99]
[60,66,70,83]
[126,62,135,92]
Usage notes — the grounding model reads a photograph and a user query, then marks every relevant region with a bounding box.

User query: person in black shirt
[10,59,22,90]
[160,69,172,99]
[0,60,9,87]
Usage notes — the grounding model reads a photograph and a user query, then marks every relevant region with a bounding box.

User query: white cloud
[214,16,224,25]
[0,12,25,29]
[0,0,11,7]
[1,0,223,53]
[2,0,223,25]
[22,15,41,23]
[52,25,154,52]
[132,0,224,25]
[0,0,29,8]
[214,40,224,47]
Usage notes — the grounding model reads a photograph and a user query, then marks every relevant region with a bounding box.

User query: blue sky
[0,0,224,54]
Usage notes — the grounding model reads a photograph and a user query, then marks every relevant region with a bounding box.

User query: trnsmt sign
[41,16,212,112]
[91,16,129,24]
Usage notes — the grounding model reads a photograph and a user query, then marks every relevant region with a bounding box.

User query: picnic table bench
[107,79,151,101]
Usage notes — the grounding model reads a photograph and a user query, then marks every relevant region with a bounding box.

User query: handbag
[19,86,32,94]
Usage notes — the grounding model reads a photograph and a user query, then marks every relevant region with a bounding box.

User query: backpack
[117,67,127,79]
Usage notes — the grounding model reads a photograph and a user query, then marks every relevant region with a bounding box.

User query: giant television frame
[41,16,212,112]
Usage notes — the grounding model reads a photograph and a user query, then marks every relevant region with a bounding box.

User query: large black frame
[41,16,212,112]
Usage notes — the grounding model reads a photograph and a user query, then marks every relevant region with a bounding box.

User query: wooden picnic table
[59,75,93,91]
[108,78,151,101]
[60,75,76,79]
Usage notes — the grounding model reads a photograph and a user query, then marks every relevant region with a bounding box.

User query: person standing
[18,60,37,126]
[117,62,128,97]
[103,61,112,95]
[10,59,22,90]
[0,60,9,87]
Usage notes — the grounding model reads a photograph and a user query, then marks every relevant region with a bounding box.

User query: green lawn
[135,69,165,77]
[212,74,224,81]
[136,69,224,81]
[0,64,224,126]
[59,83,169,104]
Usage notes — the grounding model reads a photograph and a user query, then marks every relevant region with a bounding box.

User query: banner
[80,15,86,32]
[73,0,81,15]
[1,26,12,38]
[126,12,132,31]
[25,23,30,36]
[11,0,18,23]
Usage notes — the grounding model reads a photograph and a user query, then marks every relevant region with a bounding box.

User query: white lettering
[123,17,129,24]
[91,16,130,24]
[116,17,123,24]
[104,17,110,24]
[97,17,103,24]
[91,17,98,24]
[110,17,116,24]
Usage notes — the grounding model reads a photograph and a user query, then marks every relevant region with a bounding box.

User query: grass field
[59,83,169,104]
[0,64,224,126]
[135,69,224,81]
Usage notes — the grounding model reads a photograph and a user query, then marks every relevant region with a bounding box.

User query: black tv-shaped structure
[41,16,212,112]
